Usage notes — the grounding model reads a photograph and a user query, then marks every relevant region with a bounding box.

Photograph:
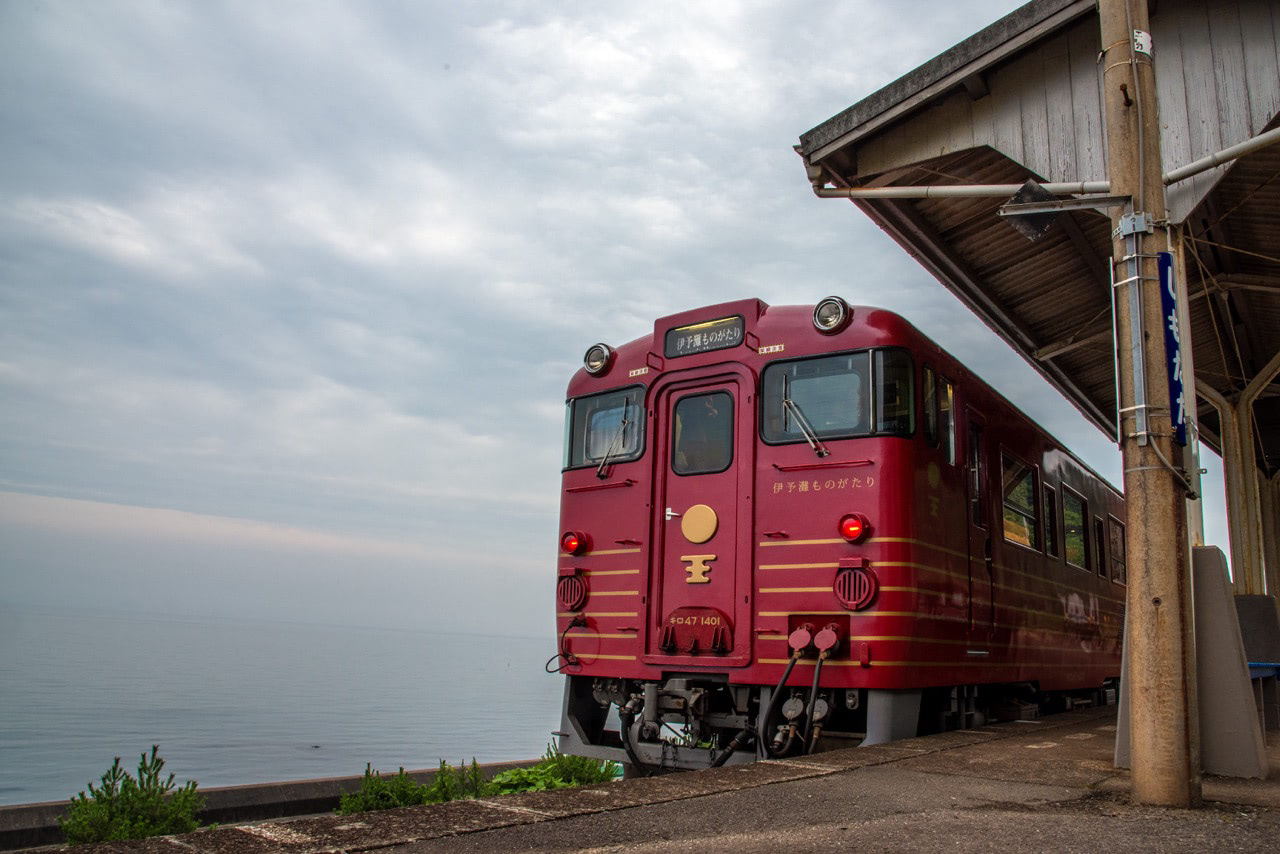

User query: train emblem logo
[680,554,716,583]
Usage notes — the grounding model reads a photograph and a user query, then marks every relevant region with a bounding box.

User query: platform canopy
[797,0,1280,473]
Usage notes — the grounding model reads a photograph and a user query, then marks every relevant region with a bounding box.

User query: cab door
[644,366,754,666]
[965,408,994,634]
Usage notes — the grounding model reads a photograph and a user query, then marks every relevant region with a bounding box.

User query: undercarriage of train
[557,671,1118,775]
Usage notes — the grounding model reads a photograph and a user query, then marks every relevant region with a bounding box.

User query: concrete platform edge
[0,758,539,851]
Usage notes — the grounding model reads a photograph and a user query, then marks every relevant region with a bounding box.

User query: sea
[0,606,565,806]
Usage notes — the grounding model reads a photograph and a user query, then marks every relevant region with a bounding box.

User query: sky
[0,0,1229,638]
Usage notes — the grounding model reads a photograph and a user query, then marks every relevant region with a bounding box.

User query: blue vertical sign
[1158,252,1187,445]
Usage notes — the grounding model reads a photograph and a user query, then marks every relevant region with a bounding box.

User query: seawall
[0,758,538,851]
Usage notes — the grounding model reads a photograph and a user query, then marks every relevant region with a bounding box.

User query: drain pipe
[808,126,1280,200]
[1163,126,1280,185]
[811,181,1110,200]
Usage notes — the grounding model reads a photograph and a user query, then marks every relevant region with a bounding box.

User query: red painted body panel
[557,300,1122,699]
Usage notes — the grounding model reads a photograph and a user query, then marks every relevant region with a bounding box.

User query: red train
[553,297,1123,772]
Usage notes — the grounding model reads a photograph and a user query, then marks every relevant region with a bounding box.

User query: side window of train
[1062,488,1089,570]
[1000,453,1040,550]
[564,385,645,469]
[874,350,915,435]
[1108,516,1127,584]
[967,422,985,527]
[1043,485,1059,558]
[672,391,733,475]
[923,366,938,447]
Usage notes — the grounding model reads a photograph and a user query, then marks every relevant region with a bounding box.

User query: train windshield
[761,349,914,444]
[563,385,645,469]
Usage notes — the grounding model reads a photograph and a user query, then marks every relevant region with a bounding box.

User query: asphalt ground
[60,706,1280,853]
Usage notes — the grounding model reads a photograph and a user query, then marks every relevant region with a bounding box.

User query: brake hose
[757,650,802,758]
[617,702,653,776]
[709,724,753,768]
[801,651,827,751]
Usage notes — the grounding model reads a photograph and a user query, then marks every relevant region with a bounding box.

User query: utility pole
[1100,0,1201,806]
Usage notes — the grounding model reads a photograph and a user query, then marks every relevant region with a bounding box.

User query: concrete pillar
[1100,0,1200,807]
[1203,352,1280,595]
[1239,351,1280,595]
[1264,472,1280,599]
[1198,382,1257,589]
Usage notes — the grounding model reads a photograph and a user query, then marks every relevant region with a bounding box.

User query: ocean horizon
[0,604,564,806]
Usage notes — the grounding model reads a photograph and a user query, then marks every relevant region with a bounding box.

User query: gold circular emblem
[927,462,941,489]
[681,504,718,544]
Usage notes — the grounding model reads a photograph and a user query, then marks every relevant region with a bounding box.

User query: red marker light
[839,513,870,543]
[560,531,589,555]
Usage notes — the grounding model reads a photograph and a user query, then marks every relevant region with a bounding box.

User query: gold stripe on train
[757,585,923,595]
[759,541,1124,608]
[755,610,1122,642]
[758,538,846,547]
[758,659,1113,668]
[758,562,841,570]
[560,547,643,557]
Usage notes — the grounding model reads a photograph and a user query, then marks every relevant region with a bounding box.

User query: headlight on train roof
[583,343,614,375]
[813,296,852,334]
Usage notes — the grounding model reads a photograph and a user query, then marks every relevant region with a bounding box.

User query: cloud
[5,0,1228,638]
[1,491,425,558]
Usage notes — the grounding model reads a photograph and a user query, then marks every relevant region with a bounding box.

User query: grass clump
[337,759,489,814]
[487,744,618,793]
[60,746,204,846]
[338,745,619,814]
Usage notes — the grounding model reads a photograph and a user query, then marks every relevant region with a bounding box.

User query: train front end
[554,298,921,772]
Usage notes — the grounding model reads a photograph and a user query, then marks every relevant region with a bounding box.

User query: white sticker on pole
[1133,30,1152,56]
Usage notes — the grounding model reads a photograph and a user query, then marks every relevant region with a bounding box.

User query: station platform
[57,706,1280,852]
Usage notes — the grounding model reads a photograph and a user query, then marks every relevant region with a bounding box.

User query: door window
[968,423,985,527]
[939,378,956,464]
[1043,485,1059,558]
[1108,517,1127,584]
[672,392,733,475]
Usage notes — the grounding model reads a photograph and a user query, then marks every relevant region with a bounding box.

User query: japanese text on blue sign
[1158,252,1187,445]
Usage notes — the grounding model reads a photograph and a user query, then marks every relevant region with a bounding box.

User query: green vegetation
[60,746,205,846]
[337,759,490,813]
[337,745,619,814]
[487,744,619,793]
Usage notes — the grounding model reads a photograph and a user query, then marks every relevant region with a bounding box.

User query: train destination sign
[664,315,744,358]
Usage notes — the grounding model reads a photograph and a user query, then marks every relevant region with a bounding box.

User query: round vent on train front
[834,566,877,611]
[557,572,588,612]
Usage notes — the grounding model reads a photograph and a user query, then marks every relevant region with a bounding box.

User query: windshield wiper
[596,399,631,478]
[782,376,830,458]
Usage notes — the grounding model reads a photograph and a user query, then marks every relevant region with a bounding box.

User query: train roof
[567,297,1121,496]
